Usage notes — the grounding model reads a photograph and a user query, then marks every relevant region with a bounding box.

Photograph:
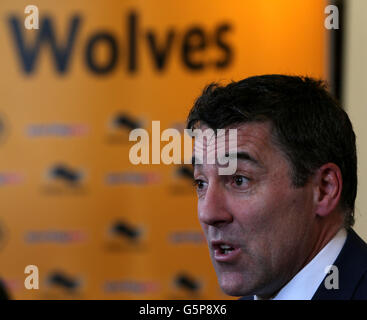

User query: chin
[217,272,252,297]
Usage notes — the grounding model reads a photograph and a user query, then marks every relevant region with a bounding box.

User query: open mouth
[211,242,241,262]
[219,244,235,255]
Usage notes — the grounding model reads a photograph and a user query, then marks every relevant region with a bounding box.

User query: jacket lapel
[312,228,367,300]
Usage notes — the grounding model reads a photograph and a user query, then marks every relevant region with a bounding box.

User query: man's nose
[198,183,233,227]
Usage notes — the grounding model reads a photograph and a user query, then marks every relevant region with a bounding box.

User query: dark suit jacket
[240,228,367,300]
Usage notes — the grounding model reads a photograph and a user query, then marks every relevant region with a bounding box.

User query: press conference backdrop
[0,0,327,299]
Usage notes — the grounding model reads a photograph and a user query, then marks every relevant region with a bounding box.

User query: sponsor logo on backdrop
[112,113,142,131]
[104,220,147,252]
[45,271,82,293]
[27,123,89,137]
[48,164,84,184]
[42,164,88,195]
[105,113,143,145]
[174,273,201,293]
[168,231,205,244]
[0,113,9,145]
[175,165,194,181]
[38,271,84,299]
[8,11,233,75]
[165,122,196,194]
[166,273,202,299]
[0,172,24,186]
[105,171,160,185]
[168,165,196,195]
[110,221,141,241]
[25,230,87,244]
[103,279,160,294]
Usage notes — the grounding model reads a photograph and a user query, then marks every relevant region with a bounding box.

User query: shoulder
[352,270,367,299]
[345,230,367,299]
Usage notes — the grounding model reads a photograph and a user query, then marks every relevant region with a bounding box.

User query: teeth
[219,244,234,254]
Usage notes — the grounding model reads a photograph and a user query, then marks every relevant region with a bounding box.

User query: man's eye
[232,175,249,187]
[193,179,206,189]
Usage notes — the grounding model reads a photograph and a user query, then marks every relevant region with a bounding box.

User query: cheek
[229,188,304,237]
[246,189,314,252]
[228,192,271,227]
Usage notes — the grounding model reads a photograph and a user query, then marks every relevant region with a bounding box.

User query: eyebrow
[191,151,261,167]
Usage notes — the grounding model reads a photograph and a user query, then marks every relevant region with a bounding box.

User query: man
[187,75,367,300]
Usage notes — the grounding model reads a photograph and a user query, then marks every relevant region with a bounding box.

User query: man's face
[193,122,318,297]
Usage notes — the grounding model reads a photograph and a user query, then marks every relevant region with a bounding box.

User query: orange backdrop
[0,0,327,299]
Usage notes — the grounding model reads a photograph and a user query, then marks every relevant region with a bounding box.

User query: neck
[257,213,344,300]
[302,215,344,270]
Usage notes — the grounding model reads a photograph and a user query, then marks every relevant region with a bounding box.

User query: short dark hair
[187,74,357,228]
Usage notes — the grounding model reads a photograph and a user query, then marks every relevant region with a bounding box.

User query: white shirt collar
[254,228,347,300]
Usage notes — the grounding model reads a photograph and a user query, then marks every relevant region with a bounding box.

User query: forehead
[193,121,276,157]
[191,121,293,176]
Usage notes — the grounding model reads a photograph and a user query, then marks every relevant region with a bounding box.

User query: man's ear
[313,163,343,217]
